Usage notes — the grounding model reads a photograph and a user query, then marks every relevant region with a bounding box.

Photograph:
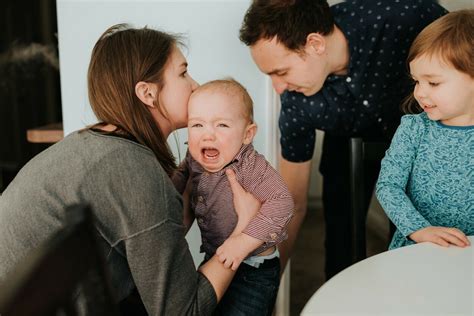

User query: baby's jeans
[213,257,280,316]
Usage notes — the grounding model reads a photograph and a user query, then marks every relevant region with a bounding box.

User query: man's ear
[306,33,326,55]
[243,123,258,145]
[135,81,158,108]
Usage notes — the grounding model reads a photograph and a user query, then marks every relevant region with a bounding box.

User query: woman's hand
[409,226,471,247]
[226,169,260,234]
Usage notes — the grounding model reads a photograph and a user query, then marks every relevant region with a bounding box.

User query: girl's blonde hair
[402,10,474,113]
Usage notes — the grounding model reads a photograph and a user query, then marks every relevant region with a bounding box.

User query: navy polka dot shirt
[279,0,447,162]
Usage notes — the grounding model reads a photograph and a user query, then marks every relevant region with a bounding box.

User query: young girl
[376,10,473,249]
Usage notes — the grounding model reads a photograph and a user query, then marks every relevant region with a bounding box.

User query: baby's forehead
[191,87,244,108]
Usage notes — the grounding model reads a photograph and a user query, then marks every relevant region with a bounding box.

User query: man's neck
[327,26,350,76]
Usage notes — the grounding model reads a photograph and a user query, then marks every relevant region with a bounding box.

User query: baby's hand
[216,233,263,271]
[409,226,470,247]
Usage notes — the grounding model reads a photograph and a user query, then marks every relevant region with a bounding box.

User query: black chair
[0,204,119,316]
[349,137,391,263]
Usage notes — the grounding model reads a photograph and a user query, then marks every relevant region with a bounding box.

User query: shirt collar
[216,143,254,176]
[232,143,253,164]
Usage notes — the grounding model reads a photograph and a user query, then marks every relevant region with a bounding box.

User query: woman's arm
[118,158,259,312]
[121,171,259,314]
[171,151,195,233]
[182,178,195,234]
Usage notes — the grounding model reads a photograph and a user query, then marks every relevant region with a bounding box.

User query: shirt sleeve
[124,220,217,315]
[240,154,294,245]
[87,148,217,315]
[376,115,432,239]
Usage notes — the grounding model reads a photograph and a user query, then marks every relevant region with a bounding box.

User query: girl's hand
[226,169,260,234]
[409,226,471,247]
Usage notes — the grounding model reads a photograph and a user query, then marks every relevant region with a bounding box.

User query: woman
[0,24,259,315]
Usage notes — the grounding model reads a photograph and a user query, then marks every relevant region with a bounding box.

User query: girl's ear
[243,123,258,145]
[135,81,158,108]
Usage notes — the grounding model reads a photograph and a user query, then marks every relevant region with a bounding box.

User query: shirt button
[363,100,369,106]
[197,196,204,202]
[346,77,352,83]
[269,233,278,240]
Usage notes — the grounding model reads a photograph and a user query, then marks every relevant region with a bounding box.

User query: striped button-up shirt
[173,144,294,257]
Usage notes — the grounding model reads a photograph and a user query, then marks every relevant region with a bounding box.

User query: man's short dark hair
[239,0,334,51]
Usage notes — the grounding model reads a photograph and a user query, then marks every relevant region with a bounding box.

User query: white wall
[439,0,473,11]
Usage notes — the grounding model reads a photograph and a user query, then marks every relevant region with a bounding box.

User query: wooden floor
[289,199,390,315]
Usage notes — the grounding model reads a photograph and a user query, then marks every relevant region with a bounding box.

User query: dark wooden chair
[349,138,391,263]
[0,204,119,316]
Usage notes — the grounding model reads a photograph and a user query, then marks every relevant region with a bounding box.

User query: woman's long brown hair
[87,24,179,176]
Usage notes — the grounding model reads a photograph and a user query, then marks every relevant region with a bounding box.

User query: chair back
[0,204,119,316]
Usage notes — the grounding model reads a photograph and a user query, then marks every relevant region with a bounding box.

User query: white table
[301,237,474,315]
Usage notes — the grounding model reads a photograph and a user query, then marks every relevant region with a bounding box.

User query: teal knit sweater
[376,113,474,249]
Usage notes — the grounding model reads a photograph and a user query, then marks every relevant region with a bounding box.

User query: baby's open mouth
[202,147,219,160]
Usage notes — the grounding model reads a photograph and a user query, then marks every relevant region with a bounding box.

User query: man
[239,0,447,279]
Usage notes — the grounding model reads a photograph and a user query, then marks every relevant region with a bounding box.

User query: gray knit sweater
[0,130,216,315]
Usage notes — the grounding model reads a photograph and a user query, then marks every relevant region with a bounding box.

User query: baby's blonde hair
[403,10,474,113]
[193,78,254,123]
